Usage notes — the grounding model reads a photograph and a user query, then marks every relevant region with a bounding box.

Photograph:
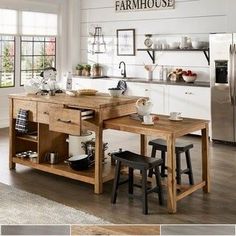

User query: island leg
[166,135,176,213]
[9,98,16,170]
[140,134,147,156]
[94,127,103,194]
[202,124,210,193]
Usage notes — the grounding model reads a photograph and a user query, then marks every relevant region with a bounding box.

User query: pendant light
[91,27,106,54]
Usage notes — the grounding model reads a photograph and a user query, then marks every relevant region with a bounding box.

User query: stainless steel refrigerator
[210,33,236,142]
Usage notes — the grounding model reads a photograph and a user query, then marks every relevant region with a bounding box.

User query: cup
[170,112,181,120]
[143,115,153,124]
[45,152,59,164]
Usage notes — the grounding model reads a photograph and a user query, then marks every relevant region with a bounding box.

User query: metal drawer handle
[57,118,72,124]
[43,111,49,115]
[185,92,193,95]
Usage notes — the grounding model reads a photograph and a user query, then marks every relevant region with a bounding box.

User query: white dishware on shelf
[192,41,205,49]
[169,42,180,49]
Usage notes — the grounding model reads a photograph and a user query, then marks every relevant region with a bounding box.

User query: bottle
[66,72,72,90]
[163,67,168,81]
[159,66,163,80]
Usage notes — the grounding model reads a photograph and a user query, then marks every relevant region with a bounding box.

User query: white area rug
[0,183,109,224]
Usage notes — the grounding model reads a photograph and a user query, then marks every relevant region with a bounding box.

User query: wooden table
[104,115,210,213]
[8,93,139,194]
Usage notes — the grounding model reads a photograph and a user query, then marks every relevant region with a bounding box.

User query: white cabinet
[167,85,210,120]
[126,82,166,115]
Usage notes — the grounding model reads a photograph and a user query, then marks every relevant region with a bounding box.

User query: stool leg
[142,168,148,215]
[148,147,156,178]
[185,150,194,185]
[176,153,181,185]
[128,167,134,194]
[111,160,121,204]
[154,166,164,205]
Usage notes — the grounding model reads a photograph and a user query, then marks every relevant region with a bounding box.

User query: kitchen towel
[15,109,29,133]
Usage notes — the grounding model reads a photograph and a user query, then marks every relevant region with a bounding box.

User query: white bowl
[108,88,123,97]
[192,41,204,49]
[169,42,180,49]
[182,75,197,83]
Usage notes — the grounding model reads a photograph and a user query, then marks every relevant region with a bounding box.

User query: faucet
[119,61,127,78]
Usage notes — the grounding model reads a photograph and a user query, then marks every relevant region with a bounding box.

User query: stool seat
[111,151,164,215]
[148,138,194,185]
[149,139,193,153]
[112,151,163,169]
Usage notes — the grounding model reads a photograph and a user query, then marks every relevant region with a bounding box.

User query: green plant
[84,64,91,71]
[76,64,84,71]
[93,63,101,69]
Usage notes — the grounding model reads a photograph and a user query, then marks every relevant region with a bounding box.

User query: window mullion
[15,36,21,87]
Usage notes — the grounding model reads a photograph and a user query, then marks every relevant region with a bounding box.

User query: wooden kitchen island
[8,93,138,194]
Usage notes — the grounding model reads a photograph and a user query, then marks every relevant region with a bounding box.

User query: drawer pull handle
[57,118,72,124]
[185,92,193,95]
[43,111,49,115]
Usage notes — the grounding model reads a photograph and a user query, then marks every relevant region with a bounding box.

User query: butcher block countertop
[8,93,140,109]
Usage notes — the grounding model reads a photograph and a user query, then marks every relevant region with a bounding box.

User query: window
[20,36,56,85]
[0,36,15,88]
[0,9,58,87]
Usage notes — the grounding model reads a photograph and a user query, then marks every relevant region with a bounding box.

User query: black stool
[111,151,164,215]
[149,139,194,185]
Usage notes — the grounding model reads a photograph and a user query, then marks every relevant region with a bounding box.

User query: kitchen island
[8,93,138,194]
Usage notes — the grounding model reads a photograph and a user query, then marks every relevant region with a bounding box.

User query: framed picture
[117,29,135,56]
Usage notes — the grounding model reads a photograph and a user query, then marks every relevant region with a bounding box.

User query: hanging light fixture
[91,26,106,54]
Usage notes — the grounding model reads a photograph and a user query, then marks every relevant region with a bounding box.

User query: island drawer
[13,100,37,122]
[38,102,63,124]
[49,107,81,135]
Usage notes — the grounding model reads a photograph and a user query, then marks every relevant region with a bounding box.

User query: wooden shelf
[12,157,115,185]
[137,48,210,64]
[16,136,38,143]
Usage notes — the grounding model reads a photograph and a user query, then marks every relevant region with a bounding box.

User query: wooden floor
[0,128,236,224]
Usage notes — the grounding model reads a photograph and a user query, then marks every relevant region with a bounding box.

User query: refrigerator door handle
[229,44,234,105]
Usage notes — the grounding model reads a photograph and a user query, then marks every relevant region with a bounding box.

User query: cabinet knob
[145,89,149,91]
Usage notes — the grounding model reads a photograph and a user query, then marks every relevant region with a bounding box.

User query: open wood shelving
[137,48,210,64]
[12,157,115,185]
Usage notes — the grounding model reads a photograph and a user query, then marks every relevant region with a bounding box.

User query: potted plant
[83,64,91,76]
[76,64,84,76]
[92,63,103,77]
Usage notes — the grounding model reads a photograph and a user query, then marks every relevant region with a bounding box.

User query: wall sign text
[115,0,175,12]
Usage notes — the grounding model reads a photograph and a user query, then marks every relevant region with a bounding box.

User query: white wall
[79,0,236,80]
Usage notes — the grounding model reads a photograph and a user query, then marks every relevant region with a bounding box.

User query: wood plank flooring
[0,128,235,224]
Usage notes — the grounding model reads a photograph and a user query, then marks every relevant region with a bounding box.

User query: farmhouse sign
[115,0,175,12]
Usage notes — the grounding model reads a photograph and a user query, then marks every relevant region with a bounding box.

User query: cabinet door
[127,83,166,115]
[168,86,210,119]
[148,85,166,115]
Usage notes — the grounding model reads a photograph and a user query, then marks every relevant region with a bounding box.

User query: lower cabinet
[126,82,166,115]
[167,85,210,120]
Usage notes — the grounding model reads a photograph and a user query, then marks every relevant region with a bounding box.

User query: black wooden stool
[111,151,164,215]
[148,139,194,185]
